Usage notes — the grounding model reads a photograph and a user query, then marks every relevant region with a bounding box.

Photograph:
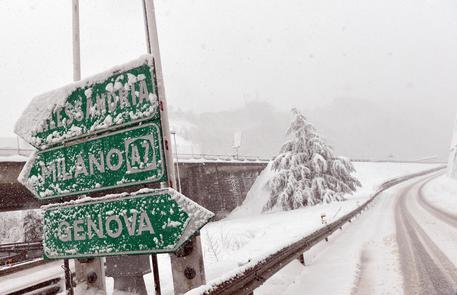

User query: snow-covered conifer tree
[263,108,361,211]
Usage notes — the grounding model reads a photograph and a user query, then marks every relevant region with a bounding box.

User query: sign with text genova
[15,55,159,150]
[43,188,214,259]
[19,121,166,199]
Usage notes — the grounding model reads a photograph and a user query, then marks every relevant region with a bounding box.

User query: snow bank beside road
[422,174,457,216]
[198,162,440,291]
[230,162,441,218]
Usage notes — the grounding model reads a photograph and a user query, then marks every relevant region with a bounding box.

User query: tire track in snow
[351,248,374,295]
[395,176,457,295]
[417,173,457,229]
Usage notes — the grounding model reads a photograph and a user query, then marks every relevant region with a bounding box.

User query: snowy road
[395,174,457,295]
[261,172,457,295]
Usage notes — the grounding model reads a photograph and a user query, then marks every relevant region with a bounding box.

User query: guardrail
[0,241,43,252]
[0,258,50,276]
[5,276,64,295]
[187,165,445,295]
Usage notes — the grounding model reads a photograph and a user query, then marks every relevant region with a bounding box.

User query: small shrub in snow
[263,108,361,211]
[23,210,43,242]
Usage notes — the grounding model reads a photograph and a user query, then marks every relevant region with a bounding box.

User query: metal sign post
[142,0,208,293]
[71,1,106,292]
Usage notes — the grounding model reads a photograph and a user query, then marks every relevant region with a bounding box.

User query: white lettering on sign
[39,135,156,182]
[125,135,156,173]
[40,79,153,133]
[56,211,155,242]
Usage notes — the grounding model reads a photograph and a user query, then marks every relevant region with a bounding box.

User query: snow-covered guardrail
[0,258,49,276]
[0,241,46,276]
[0,241,42,252]
[5,277,64,295]
[187,165,445,295]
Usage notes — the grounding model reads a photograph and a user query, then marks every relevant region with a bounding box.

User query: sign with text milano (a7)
[19,122,166,199]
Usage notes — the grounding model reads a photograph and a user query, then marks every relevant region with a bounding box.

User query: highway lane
[280,172,457,295]
[395,174,457,295]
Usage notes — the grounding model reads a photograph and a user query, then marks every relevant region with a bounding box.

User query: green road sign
[43,188,214,259]
[19,121,167,199]
[15,55,159,149]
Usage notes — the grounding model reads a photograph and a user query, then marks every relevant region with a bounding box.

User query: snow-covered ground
[255,171,457,295]
[0,162,442,295]
[152,162,440,295]
[0,260,70,294]
[230,161,440,217]
[422,173,457,216]
[256,181,404,295]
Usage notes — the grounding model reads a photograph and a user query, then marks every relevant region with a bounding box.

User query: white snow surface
[0,154,29,162]
[230,161,440,218]
[422,173,457,216]
[14,55,153,148]
[1,162,441,295]
[0,260,71,294]
[259,185,404,295]
[186,162,440,295]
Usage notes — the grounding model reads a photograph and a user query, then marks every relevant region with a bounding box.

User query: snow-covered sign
[19,122,166,199]
[42,188,214,259]
[15,55,159,150]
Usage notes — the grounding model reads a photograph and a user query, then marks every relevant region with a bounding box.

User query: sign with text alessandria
[43,188,214,259]
[19,121,166,199]
[15,55,159,150]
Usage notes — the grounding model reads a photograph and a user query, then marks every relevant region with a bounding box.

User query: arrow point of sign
[42,188,213,259]
[18,152,40,199]
[167,188,215,251]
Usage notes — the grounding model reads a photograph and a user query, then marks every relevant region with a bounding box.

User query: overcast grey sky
[1,0,457,138]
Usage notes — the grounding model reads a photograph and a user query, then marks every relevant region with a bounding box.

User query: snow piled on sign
[41,188,214,258]
[14,55,154,148]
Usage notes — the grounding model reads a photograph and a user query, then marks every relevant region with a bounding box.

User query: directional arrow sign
[19,121,167,199]
[42,188,214,259]
[15,55,159,150]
